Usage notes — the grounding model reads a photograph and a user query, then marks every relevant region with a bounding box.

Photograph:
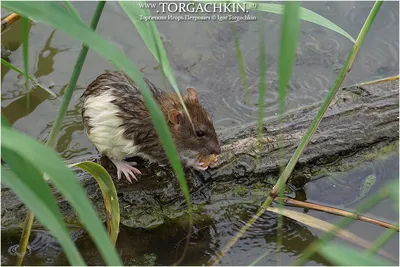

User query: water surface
[1,1,399,265]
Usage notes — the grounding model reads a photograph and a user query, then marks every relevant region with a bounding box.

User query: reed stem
[1,13,21,32]
[282,197,399,231]
[208,1,383,265]
[15,2,106,265]
[15,211,34,266]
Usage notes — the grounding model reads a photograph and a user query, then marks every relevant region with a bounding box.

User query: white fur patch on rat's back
[83,90,140,160]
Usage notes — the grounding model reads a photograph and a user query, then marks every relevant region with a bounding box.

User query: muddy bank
[1,79,398,229]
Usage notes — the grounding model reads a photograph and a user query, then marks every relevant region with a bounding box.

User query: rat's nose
[213,145,221,155]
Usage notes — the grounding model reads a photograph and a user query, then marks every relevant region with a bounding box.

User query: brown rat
[81,71,221,183]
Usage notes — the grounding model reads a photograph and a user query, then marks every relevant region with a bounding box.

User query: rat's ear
[186,87,198,101]
[168,109,183,125]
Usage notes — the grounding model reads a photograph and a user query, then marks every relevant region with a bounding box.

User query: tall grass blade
[45,0,106,149]
[2,125,122,266]
[1,58,57,97]
[275,1,300,263]
[318,241,395,266]
[69,161,120,246]
[115,1,191,216]
[119,1,193,124]
[21,16,29,109]
[232,24,250,104]
[294,178,397,265]
[120,1,193,265]
[1,151,86,266]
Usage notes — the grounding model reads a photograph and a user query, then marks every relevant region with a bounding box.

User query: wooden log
[1,79,398,229]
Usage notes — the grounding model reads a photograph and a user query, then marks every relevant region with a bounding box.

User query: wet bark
[2,79,398,229]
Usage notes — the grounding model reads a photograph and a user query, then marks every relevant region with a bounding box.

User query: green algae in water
[345,174,377,207]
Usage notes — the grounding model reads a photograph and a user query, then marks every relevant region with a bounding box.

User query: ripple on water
[345,1,398,32]
[213,69,317,129]
[6,229,85,262]
[208,203,327,265]
[295,29,347,69]
[355,39,399,78]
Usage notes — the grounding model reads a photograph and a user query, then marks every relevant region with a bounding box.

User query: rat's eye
[196,130,205,137]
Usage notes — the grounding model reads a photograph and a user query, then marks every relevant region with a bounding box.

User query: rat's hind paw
[112,160,142,183]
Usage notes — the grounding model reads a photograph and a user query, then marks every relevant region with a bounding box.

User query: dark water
[1,1,399,265]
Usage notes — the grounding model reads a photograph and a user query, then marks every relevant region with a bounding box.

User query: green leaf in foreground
[119,1,193,124]
[1,149,85,265]
[69,161,120,246]
[1,58,57,97]
[1,126,122,266]
[318,241,394,266]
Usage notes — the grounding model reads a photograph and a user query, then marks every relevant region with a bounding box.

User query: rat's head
[167,87,221,170]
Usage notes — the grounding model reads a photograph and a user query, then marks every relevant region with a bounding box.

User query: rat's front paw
[112,160,142,183]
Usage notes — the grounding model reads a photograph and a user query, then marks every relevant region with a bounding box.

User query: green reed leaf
[1,125,122,266]
[1,58,57,97]
[318,241,394,266]
[119,1,193,125]
[69,161,120,246]
[1,152,85,266]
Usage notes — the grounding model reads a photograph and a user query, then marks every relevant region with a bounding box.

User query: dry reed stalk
[1,13,21,32]
[281,197,399,231]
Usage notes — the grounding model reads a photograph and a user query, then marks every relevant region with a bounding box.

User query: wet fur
[81,71,221,167]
